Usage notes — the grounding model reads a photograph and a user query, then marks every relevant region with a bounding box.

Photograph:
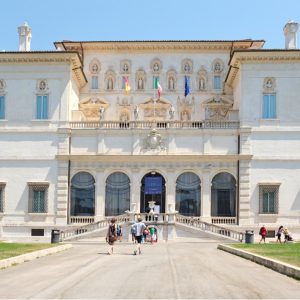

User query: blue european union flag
[184,76,190,97]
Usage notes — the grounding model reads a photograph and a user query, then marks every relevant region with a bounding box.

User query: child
[259,225,267,244]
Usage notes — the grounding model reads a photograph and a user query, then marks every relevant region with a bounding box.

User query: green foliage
[232,243,300,267]
[0,242,57,260]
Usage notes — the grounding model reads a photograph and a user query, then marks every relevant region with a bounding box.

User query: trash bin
[245,230,254,244]
[51,229,60,243]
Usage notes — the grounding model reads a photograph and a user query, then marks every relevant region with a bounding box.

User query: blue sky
[1,0,300,51]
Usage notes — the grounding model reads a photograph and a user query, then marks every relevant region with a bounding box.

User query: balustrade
[69,120,239,130]
[176,214,243,242]
[211,217,237,225]
[61,213,243,242]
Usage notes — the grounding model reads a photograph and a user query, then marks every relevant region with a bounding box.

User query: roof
[54,39,265,52]
[0,51,87,88]
[225,49,300,86]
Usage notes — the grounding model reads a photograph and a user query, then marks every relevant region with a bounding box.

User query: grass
[231,243,300,267]
[0,242,58,260]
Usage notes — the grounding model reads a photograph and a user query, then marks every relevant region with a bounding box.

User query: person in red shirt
[259,225,268,244]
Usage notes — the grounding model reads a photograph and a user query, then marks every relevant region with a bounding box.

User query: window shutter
[270,94,276,118]
[42,96,48,119]
[0,96,5,119]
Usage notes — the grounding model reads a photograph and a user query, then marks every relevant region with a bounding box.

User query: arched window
[71,172,95,216]
[105,172,130,216]
[176,172,201,216]
[211,172,236,217]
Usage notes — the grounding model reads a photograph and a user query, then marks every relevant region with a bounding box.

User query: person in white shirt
[133,217,146,255]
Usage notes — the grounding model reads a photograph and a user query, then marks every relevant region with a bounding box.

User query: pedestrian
[276,225,284,243]
[259,225,267,244]
[149,226,156,243]
[143,226,150,243]
[133,217,146,255]
[131,223,137,243]
[106,218,117,255]
[117,224,123,242]
[283,227,294,242]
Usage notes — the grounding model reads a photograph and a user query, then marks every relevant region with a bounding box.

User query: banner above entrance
[145,177,162,194]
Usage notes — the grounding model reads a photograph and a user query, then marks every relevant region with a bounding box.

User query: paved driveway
[0,232,299,299]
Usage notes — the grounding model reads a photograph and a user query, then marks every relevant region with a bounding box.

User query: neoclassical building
[1,21,300,240]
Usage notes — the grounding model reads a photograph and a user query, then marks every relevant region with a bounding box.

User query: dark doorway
[217,190,231,216]
[140,172,165,213]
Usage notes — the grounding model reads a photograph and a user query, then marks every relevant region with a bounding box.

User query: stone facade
[0,35,300,240]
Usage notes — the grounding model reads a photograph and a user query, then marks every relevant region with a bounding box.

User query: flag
[154,77,162,98]
[124,76,131,95]
[184,76,190,97]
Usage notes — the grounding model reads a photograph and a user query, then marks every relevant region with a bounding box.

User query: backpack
[109,224,117,242]
[131,224,137,235]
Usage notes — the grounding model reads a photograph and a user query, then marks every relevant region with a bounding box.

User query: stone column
[95,169,105,220]
[166,170,176,213]
[201,169,212,222]
[131,169,141,213]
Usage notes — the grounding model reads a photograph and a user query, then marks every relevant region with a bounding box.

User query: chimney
[283,20,298,49]
[18,22,32,51]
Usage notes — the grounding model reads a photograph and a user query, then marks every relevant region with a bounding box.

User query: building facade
[0,22,300,240]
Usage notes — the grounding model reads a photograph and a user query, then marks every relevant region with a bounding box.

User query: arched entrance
[211,172,236,217]
[140,172,166,213]
[105,172,130,216]
[176,172,201,216]
[71,172,95,216]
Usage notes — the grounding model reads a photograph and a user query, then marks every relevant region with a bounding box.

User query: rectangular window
[153,76,159,89]
[0,184,5,213]
[31,229,45,236]
[36,95,48,119]
[213,75,221,89]
[91,76,98,89]
[0,95,5,119]
[259,184,279,214]
[28,183,49,213]
[263,94,276,119]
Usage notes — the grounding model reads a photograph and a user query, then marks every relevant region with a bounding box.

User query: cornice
[0,52,87,88]
[55,40,265,53]
[56,154,253,162]
[226,50,300,86]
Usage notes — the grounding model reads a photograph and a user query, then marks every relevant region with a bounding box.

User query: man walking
[133,217,146,255]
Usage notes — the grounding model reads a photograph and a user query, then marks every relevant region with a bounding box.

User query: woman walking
[276,225,284,243]
[106,218,117,255]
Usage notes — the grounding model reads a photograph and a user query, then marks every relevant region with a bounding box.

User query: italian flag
[124,76,131,95]
[155,77,162,98]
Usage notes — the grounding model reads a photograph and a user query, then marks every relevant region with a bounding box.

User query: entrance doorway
[140,172,166,213]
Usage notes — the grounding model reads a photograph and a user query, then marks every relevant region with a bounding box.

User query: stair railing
[175,214,244,242]
[60,214,129,241]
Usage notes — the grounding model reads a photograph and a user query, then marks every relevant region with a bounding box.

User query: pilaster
[201,170,212,222]
[239,160,252,225]
[95,169,105,219]
[166,171,175,212]
[131,169,141,212]
[240,128,252,155]
[55,160,68,225]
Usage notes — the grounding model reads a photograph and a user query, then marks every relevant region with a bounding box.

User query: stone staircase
[59,213,244,243]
